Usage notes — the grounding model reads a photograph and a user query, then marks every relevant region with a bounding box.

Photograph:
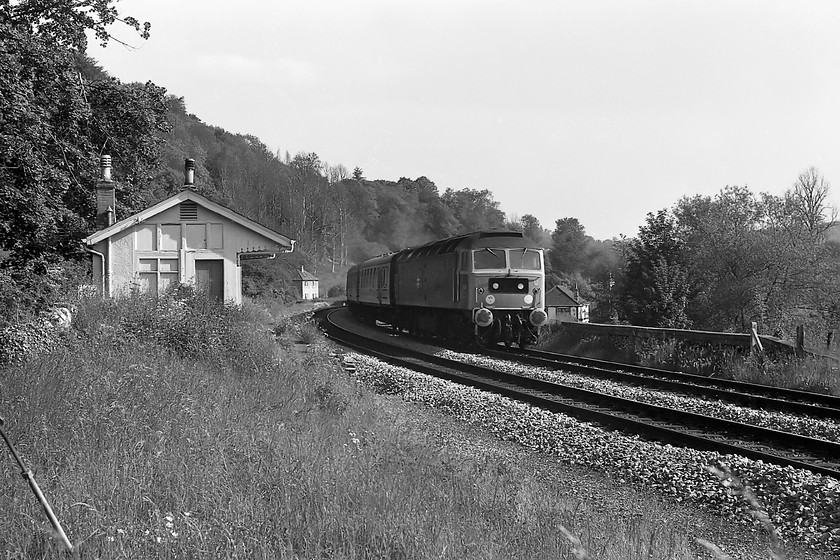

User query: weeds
[699,465,786,560]
[540,327,840,396]
[0,293,820,558]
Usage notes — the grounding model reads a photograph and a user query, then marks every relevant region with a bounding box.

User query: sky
[87,0,840,241]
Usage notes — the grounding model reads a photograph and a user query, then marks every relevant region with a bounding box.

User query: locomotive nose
[529,308,548,327]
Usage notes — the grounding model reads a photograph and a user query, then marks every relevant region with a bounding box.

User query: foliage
[1,0,151,51]
[0,258,90,328]
[1,297,725,559]
[614,178,840,340]
[620,209,691,328]
[240,260,298,302]
[521,213,548,242]
[327,284,346,298]
[548,217,589,275]
[440,187,506,233]
[0,7,168,268]
[0,320,59,364]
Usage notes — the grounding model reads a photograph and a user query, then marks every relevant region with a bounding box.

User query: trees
[789,167,837,238]
[618,176,839,337]
[548,217,589,275]
[2,0,151,51]
[0,17,168,266]
[675,186,788,331]
[0,0,163,323]
[620,210,691,328]
[441,188,505,233]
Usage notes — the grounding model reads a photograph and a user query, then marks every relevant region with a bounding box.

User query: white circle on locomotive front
[523,294,533,304]
[485,294,496,305]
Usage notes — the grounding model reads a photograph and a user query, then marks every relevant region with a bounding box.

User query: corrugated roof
[545,285,582,308]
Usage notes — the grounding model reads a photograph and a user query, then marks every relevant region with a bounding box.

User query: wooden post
[750,322,764,355]
[827,330,834,351]
[796,325,805,353]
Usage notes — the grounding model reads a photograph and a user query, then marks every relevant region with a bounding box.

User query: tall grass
[0,292,759,557]
[539,326,840,396]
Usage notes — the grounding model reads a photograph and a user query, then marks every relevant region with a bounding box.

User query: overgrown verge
[539,325,840,395]
[0,293,707,558]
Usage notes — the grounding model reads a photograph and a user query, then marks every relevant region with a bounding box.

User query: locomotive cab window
[473,248,506,270]
[509,248,541,270]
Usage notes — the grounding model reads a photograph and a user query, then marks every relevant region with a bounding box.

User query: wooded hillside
[1,1,837,345]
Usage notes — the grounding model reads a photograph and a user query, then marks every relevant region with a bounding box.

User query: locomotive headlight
[523,294,533,305]
[517,283,524,290]
[485,294,496,305]
[492,282,499,290]
[475,308,494,327]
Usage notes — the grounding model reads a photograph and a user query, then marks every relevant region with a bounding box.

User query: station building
[83,157,294,304]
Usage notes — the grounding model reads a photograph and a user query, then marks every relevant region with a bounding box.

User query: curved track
[486,347,840,419]
[320,307,840,479]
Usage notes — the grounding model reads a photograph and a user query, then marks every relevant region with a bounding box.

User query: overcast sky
[87,0,840,241]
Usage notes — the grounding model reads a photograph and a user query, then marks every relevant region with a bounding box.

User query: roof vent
[180,200,198,221]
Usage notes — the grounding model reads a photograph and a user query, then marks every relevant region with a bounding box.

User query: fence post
[827,330,834,352]
[796,325,805,353]
[750,322,764,355]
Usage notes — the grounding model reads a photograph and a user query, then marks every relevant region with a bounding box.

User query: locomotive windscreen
[509,248,541,269]
[474,248,506,269]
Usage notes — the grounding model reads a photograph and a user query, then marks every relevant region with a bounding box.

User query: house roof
[545,285,582,308]
[295,267,318,281]
[82,189,294,250]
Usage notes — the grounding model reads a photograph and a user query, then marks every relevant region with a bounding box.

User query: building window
[136,224,156,251]
[138,258,179,295]
[185,223,206,250]
[160,225,181,251]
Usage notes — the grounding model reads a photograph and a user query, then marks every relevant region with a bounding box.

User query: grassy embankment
[0,292,794,558]
[539,325,840,396]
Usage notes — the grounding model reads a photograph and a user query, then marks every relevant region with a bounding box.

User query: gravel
[342,349,840,557]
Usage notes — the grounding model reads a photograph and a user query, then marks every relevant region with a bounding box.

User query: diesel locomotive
[346,230,548,347]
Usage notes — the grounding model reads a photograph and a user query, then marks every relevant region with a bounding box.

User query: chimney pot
[184,158,195,187]
[100,155,112,182]
[96,154,116,228]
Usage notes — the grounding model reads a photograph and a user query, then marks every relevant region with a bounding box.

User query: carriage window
[509,249,541,270]
[473,248,506,269]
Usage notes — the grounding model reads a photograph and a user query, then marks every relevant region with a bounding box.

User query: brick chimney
[95,155,115,228]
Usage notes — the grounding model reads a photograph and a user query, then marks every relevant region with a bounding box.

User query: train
[345,230,548,347]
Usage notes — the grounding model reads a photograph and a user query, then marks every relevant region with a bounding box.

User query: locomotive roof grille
[479,231,523,239]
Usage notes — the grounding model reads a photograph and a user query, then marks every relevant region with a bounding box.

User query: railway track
[485,347,840,420]
[319,307,840,479]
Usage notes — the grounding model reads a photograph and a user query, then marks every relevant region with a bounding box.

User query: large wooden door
[195,260,224,300]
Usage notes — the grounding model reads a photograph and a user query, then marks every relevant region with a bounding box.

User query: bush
[0,258,91,328]
[327,284,346,298]
[73,285,279,373]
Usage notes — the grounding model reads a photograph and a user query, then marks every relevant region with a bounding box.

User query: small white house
[545,285,590,323]
[83,157,295,304]
[294,267,319,300]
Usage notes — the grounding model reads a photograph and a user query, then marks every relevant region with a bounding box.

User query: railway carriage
[346,230,548,347]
